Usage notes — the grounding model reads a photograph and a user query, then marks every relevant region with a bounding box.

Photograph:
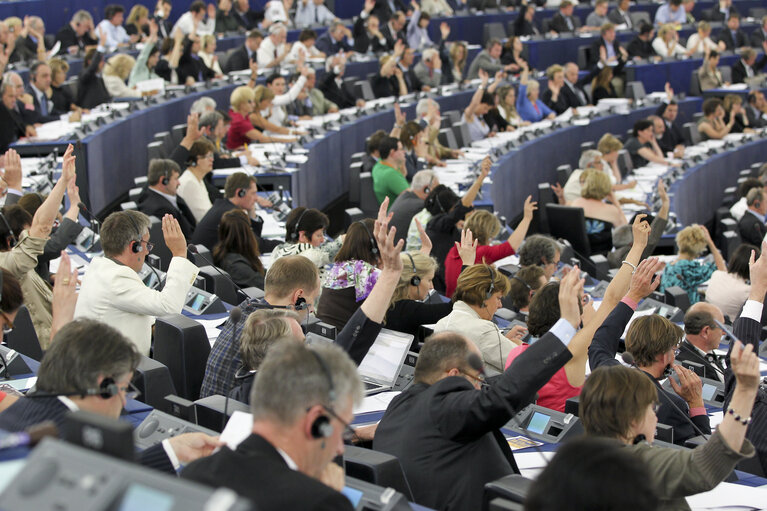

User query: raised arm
[701,225,726,271]
[507,195,536,252]
[29,145,75,239]
[464,69,489,122]
[461,156,491,207]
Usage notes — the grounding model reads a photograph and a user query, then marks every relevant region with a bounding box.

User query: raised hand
[480,156,492,178]
[730,341,761,392]
[50,250,79,341]
[61,143,76,185]
[558,264,584,328]
[162,214,187,257]
[374,202,404,273]
[522,195,537,221]
[394,102,406,127]
[1,148,22,191]
[478,67,489,85]
[415,218,432,255]
[625,257,663,302]
[455,228,477,266]
[669,364,703,409]
[631,213,651,249]
[440,22,450,40]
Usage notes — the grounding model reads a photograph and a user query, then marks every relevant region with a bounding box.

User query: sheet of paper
[621,307,657,339]
[686,481,767,509]
[220,410,254,450]
[506,436,544,451]
[353,391,401,415]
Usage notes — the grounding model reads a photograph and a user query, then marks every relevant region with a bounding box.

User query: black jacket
[655,103,687,152]
[373,329,572,510]
[716,28,748,51]
[371,0,409,23]
[183,433,353,511]
[318,72,358,109]
[177,40,216,84]
[224,45,252,73]
[24,86,60,123]
[627,37,656,60]
[137,188,197,239]
[217,252,265,289]
[738,210,767,247]
[0,103,27,153]
[76,51,111,109]
[589,38,624,68]
[384,300,453,336]
[676,339,725,382]
[191,198,281,253]
[559,64,601,108]
[380,22,406,50]
[55,24,98,55]
[353,17,388,54]
[732,57,767,85]
[550,12,580,33]
[426,202,473,294]
[0,396,175,473]
[588,301,712,445]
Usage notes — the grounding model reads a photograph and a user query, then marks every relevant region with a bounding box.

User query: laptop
[357,329,413,396]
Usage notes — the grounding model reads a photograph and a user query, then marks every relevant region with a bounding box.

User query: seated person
[125,5,150,43]
[550,1,581,34]
[570,170,627,253]
[215,0,241,33]
[655,97,688,155]
[737,188,767,246]
[444,200,535,297]
[226,86,295,149]
[177,139,216,222]
[660,224,725,304]
[25,62,62,124]
[372,136,408,204]
[407,184,460,252]
[517,234,561,280]
[654,0,686,25]
[517,64,555,123]
[624,119,669,168]
[137,159,197,239]
[177,35,216,85]
[95,5,130,49]
[128,24,163,87]
[76,47,111,109]
[730,177,764,220]
[698,97,736,140]
[716,13,748,51]
[213,209,266,289]
[75,211,199,355]
[562,149,613,204]
[462,70,498,142]
[49,59,78,115]
[399,121,426,179]
[627,23,658,60]
[590,62,626,103]
[199,35,224,76]
[257,23,291,68]
[507,265,546,315]
[585,0,609,30]
[103,53,139,98]
[686,20,722,54]
[271,207,343,271]
[374,269,583,510]
[287,68,338,117]
[372,51,408,98]
[199,111,260,168]
[542,65,569,115]
[513,4,540,36]
[0,319,220,472]
[286,30,326,63]
[706,244,756,321]
[390,170,438,244]
[698,49,726,91]
[500,36,529,72]
[723,94,754,133]
[253,72,308,135]
[318,55,363,109]
[653,24,692,58]
[495,85,529,127]
[732,46,767,85]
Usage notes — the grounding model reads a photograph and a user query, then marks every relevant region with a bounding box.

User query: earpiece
[308,350,336,440]
[356,220,378,255]
[161,168,170,186]
[484,265,496,302]
[237,188,246,198]
[125,213,144,253]
[289,208,310,242]
[98,377,119,399]
[405,252,421,287]
[0,211,17,248]
[294,296,308,311]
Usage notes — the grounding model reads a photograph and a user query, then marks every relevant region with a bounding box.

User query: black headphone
[0,211,17,248]
[485,265,496,302]
[237,188,246,198]
[308,349,335,439]
[96,377,120,399]
[251,297,308,311]
[289,208,310,242]
[356,220,378,255]
[511,275,531,290]
[434,191,446,214]
[423,176,436,196]
[405,252,421,287]
[27,377,120,400]
[161,167,170,186]
[125,213,144,254]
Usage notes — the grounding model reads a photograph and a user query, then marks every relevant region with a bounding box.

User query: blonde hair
[496,85,519,121]
[526,80,540,97]
[581,169,611,199]
[230,85,255,110]
[5,17,21,33]
[597,133,623,154]
[105,54,136,80]
[126,4,148,30]
[464,210,501,246]
[675,224,708,256]
[658,23,677,40]
[201,34,216,52]
[453,264,510,307]
[48,57,70,82]
[253,85,275,104]
[723,93,742,112]
[389,252,438,306]
[546,64,563,80]
[697,20,710,33]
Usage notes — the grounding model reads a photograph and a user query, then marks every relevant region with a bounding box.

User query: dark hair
[508,265,545,310]
[334,218,379,266]
[37,319,142,395]
[190,0,206,13]
[378,136,400,160]
[670,0,682,5]
[737,177,763,199]
[285,207,329,242]
[414,332,471,384]
[702,97,723,116]
[684,306,716,336]
[160,37,175,54]
[480,92,494,106]
[298,29,317,42]
[366,130,388,155]
[638,21,653,35]
[518,234,560,267]
[265,73,284,86]
[104,4,125,19]
[213,209,264,275]
[424,185,459,216]
[224,172,257,198]
[0,269,23,314]
[728,243,758,281]
[188,138,215,165]
[526,282,561,337]
[0,205,31,250]
[17,193,45,217]
[400,121,424,150]
[631,119,653,137]
[525,436,659,511]
[147,158,180,186]
[84,48,98,67]
[747,90,759,105]
[708,49,719,59]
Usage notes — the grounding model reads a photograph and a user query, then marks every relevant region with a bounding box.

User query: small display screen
[116,484,174,511]
[187,294,205,311]
[702,383,716,401]
[143,272,158,289]
[527,411,550,435]
[341,487,364,509]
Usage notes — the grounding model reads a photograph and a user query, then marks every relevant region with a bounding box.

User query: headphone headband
[485,265,496,301]
[356,220,378,255]
[290,208,310,242]
[0,211,17,248]
[405,252,421,287]
[511,274,531,290]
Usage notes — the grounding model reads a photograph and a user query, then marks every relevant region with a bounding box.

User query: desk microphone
[187,244,252,309]
[620,352,710,442]
[77,202,100,236]
[467,353,551,471]
[676,342,725,380]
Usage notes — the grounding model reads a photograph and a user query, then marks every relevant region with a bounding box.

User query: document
[686,481,767,509]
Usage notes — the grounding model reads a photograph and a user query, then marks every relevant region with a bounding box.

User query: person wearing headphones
[74,210,199,356]
[213,209,266,289]
[389,170,437,244]
[271,206,343,273]
[0,319,221,473]
[177,138,215,222]
[137,158,197,239]
[184,341,362,510]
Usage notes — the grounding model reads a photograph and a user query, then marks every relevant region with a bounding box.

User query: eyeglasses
[459,369,487,387]
[140,240,154,253]
[119,381,141,401]
[0,310,13,334]
[314,404,358,443]
[651,402,660,414]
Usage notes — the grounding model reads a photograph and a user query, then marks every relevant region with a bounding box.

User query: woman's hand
[415,218,432,256]
[455,228,477,266]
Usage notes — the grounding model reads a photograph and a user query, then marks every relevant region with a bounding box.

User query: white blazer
[74,256,199,355]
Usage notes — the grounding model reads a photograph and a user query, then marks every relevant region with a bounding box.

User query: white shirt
[177,171,213,222]
[257,36,288,67]
[276,447,299,470]
[286,42,323,63]
[96,19,130,50]
[652,37,686,58]
[173,12,215,36]
[74,256,199,356]
[730,196,747,220]
[264,0,290,24]
[686,33,718,53]
[293,1,335,27]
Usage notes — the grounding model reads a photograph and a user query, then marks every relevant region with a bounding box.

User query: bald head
[684,302,725,352]
[413,332,479,385]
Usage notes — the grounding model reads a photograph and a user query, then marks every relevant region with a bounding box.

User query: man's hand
[50,250,79,342]
[168,432,222,464]
[669,364,704,409]
[479,156,492,179]
[455,228,477,266]
[440,22,450,40]
[415,218,432,255]
[1,148,23,191]
[393,39,405,57]
[162,214,187,257]
[363,0,375,13]
[748,241,767,301]
[730,341,761,393]
[373,197,404,273]
[61,143,76,185]
[318,462,345,492]
[625,257,663,303]
[181,112,202,148]
[522,195,537,221]
[558,264,584,328]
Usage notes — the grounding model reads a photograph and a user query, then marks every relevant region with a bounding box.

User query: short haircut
[189,138,216,163]
[508,265,545,310]
[684,306,716,336]
[632,119,653,137]
[147,158,180,185]
[0,205,32,244]
[486,37,502,50]
[675,224,707,257]
[697,20,710,32]
[600,22,615,35]
[580,365,658,439]
[545,64,563,80]
[559,0,573,8]
[265,255,319,299]
[579,149,603,170]
[453,264,510,307]
[595,0,608,5]
[518,235,560,267]
[334,218,379,266]
[37,319,141,394]
[424,185,459,216]
[29,61,49,80]
[104,4,125,19]
[247,29,263,40]
[199,110,224,131]
[400,121,424,150]
[597,133,623,154]
[284,207,329,241]
[191,96,217,114]
[727,243,758,281]
[463,210,501,246]
[265,73,285,86]
[0,269,23,314]
[415,98,435,117]
[746,187,764,207]
[414,332,472,384]
[101,210,151,257]
[737,177,762,199]
[298,29,317,42]
[625,314,683,366]
[638,21,653,36]
[224,172,257,198]
[48,58,70,77]
[229,85,254,110]
[268,22,286,35]
[527,282,566,337]
[72,9,93,24]
[422,48,438,62]
[366,130,388,154]
[190,0,206,13]
[378,136,400,160]
[702,97,722,116]
[240,309,300,370]
[411,170,435,192]
[580,169,611,200]
[250,341,363,423]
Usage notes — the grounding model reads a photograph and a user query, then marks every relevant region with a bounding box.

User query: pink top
[444,242,515,298]
[505,343,581,413]
[227,109,255,150]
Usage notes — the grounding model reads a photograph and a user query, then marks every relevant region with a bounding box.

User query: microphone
[187,244,252,307]
[77,201,100,237]
[620,351,710,443]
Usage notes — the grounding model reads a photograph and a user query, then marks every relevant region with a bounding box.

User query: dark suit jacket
[55,24,98,55]
[314,32,352,56]
[751,28,767,48]
[608,8,633,29]
[38,218,84,280]
[371,0,409,23]
[0,103,27,153]
[716,28,748,51]
[224,45,251,73]
[373,330,572,510]
[318,72,358,109]
[76,51,111,109]
[550,12,581,33]
[655,104,687,151]
[559,64,601,108]
[190,198,281,253]
[182,433,353,511]
[353,17,388,54]
[512,16,539,37]
[138,188,197,239]
[233,9,262,30]
[745,104,767,129]
[738,210,767,247]
[24,86,60,124]
[708,6,739,22]
[676,339,725,381]
[380,22,406,50]
[588,301,711,445]
[178,40,216,84]
[589,38,624,68]
[627,37,656,59]
[732,57,767,85]
[0,396,175,473]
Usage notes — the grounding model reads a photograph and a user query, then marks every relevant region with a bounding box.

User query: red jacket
[444,241,515,298]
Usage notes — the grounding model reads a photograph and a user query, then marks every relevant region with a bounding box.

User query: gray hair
[147,158,181,186]
[0,78,14,95]
[72,10,93,24]
[422,48,438,63]
[27,16,44,31]
[579,149,603,170]
[519,234,561,267]
[240,309,300,370]
[3,71,22,87]
[100,210,151,257]
[190,96,217,115]
[412,170,436,192]
[269,23,287,35]
[199,110,224,131]
[415,98,436,117]
[250,341,363,425]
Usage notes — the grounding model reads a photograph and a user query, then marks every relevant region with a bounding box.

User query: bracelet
[621,260,637,274]
[727,407,752,426]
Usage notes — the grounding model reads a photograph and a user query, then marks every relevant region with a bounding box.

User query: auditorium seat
[147,140,165,161]
[720,66,732,84]
[343,445,414,501]
[354,81,375,101]
[664,285,691,312]
[153,314,211,401]
[154,131,174,155]
[131,356,177,412]
[194,394,250,432]
[683,122,701,145]
[171,124,187,146]
[4,305,42,361]
[555,164,572,187]
[688,70,702,96]
[359,172,379,217]
[188,244,213,267]
[349,160,364,206]
[483,22,507,46]
[545,204,591,255]
[197,265,240,305]
[625,81,646,102]
[629,11,650,27]
[438,127,459,150]
[147,215,173,271]
[483,474,533,509]
[536,182,556,234]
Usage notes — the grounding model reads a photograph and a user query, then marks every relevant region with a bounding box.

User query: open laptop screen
[357,329,413,387]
